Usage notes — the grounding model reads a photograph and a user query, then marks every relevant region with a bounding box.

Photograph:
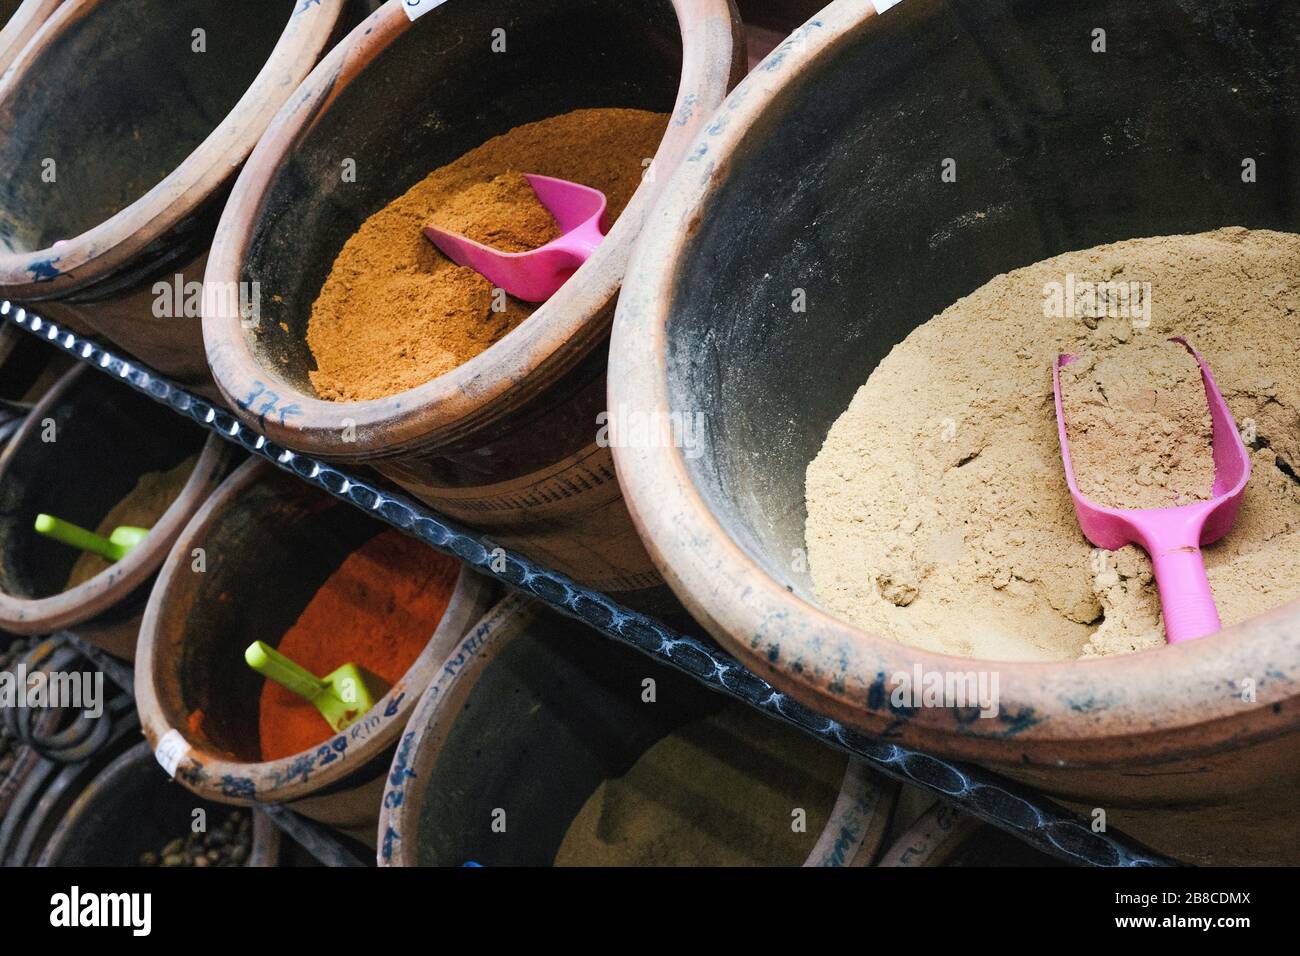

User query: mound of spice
[63,455,198,590]
[257,529,459,761]
[1059,341,1214,510]
[806,228,1300,660]
[553,704,845,867]
[306,108,669,402]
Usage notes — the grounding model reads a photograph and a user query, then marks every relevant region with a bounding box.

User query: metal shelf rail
[1,301,1175,867]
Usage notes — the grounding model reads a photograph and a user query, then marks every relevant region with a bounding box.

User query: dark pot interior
[41,741,262,866]
[0,369,207,602]
[0,0,292,255]
[0,1,21,28]
[243,0,685,393]
[667,0,1300,598]
[413,610,846,866]
[161,468,405,762]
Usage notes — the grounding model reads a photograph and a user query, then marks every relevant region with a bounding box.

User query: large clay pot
[0,365,233,658]
[378,595,896,866]
[203,0,744,612]
[0,0,355,391]
[609,0,1300,864]
[134,459,494,846]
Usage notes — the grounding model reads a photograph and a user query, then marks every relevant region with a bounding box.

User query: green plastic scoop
[34,514,148,562]
[244,640,388,733]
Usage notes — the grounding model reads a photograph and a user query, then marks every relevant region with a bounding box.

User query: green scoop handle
[244,640,328,702]
[34,514,148,562]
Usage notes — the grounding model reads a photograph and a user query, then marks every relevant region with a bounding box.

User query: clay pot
[0,0,61,77]
[134,458,494,846]
[378,594,896,866]
[0,365,233,658]
[609,0,1300,865]
[202,0,745,611]
[0,0,356,391]
[38,741,281,867]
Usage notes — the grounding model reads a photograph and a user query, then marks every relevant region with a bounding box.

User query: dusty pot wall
[609,0,1300,864]
[0,0,354,391]
[203,0,744,611]
[0,365,233,657]
[378,594,896,866]
[134,459,493,846]
[38,741,280,867]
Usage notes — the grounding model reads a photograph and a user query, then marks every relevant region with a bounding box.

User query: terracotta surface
[202,0,744,606]
[608,0,1300,864]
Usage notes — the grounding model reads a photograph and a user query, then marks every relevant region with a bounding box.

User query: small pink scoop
[422,173,607,303]
[1052,337,1251,644]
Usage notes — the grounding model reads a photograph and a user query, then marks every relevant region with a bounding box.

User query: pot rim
[134,456,494,807]
[202,0,745,458]
[0,0,61,78]
[607,0,1300,767]
[378,592,890,866]
[0,363,233,633]
[0,0,349,298]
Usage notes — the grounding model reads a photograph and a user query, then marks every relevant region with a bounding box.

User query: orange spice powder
[257,529,460,761]
[305,108,669,402]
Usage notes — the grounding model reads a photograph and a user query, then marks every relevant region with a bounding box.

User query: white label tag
[402,0,450,21]
[155,729,189,778]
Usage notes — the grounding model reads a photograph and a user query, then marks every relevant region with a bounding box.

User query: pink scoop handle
[423,174,607,303]
[1052,337,1251,645]
[1148,543,1220,643]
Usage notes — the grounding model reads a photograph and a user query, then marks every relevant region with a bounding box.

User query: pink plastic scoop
[422,173,608,303]
[1052,337,1252,644]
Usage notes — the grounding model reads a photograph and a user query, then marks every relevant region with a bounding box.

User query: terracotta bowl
[202,0,744,607]
[610,0,1300,864]
[0,364,233,658]
[134,459,493,846]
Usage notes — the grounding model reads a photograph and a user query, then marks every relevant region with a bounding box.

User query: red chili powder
[257,530,460,761]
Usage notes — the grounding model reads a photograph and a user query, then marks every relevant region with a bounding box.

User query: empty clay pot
[0,0,61,77]
[378,595,897,866]
[134,459,493,846]
[0,365,233,657]
[0,0,355,390]
[38,741,281,867]
[203,0,744,610]
[610,0,1300,864]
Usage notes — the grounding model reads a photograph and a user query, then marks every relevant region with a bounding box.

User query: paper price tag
[154,729,190,778]
[402,0,450,21]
